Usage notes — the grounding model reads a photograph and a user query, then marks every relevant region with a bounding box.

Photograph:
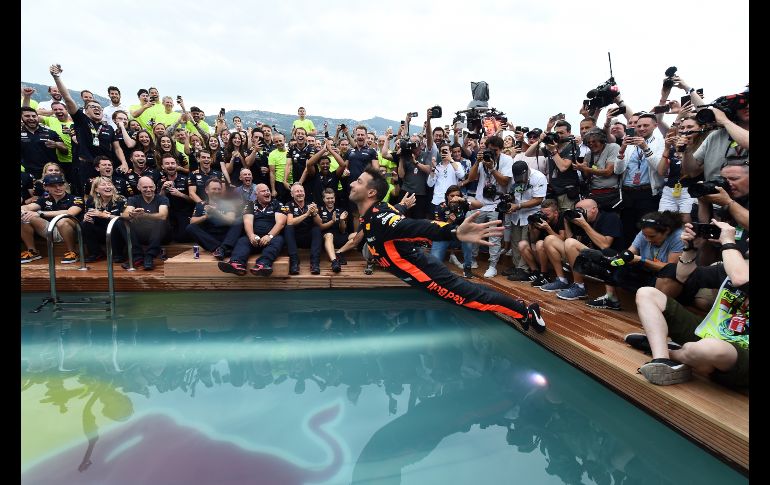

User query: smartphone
[408,112,419,118]
[691,222,721,239]
[219,108,225,116]
[696,88,704,97]
[514,140,523,148]
[652,105,669,114]
[680,95,691,107]
[625,127,635,137]
[400,120,405,125]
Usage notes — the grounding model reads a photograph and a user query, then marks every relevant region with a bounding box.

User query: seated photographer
[586,211,684,311]
[501,160,546,281]
[631,219,748,388]
[540,198,624,300]
[519,199,566,287]
[573,128,621,212]
[430,185,475,279]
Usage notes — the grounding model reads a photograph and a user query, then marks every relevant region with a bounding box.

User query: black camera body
[542,132,560,145]
[586,77,620,110]
[662,66,678,88]
[495,193,514,213]
[694,92,749,124]
[399,139,418,152]
[563,208,587,221]
[572,248,616,284]
[688,176,730,198]
[482,149,495,162]
[691,222,722,239]
[515,126,530,133]
[527,211,547,225]
[448,198,470,219]
[429,106,442,118]
[482,183,498,200]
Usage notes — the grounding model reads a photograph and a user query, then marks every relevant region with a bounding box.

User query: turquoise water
[21,290,746,485]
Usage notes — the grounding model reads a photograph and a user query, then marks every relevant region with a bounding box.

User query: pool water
[21,290,746,485]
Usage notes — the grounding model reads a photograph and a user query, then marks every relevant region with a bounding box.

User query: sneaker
[483,266,497,278]
[463,267,474,279]
[448,253,463,269]
[638,358,692,386]
[20,249,42,264]
[507,268,531,282]
[250,262,273,277]
[310,263,321,275]
[84,252,105,263]
[218,260,247,276]
[143,255,154,271]
[289,256,300,275]
[540,279,570,292]
[364,260,374,275]
[336,253,347,265]
[61,251,79,264]
[587,295,622,310]
[212,246,226,260]
[470,261,479,269]
[522,303,546,333]
[331,259,341,273]
[556,283,587,300]
[530,274,549,287]
[625,333,682,354]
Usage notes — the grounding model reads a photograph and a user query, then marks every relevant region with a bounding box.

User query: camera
[514,140,523,148]
[527,211,547,225]
[399,139,417,152]
[694,91,749,124]
[482,149,495,162]
[572,248,617,284]
[542,132,560,145]
[690,223,722,239]
[482,183,498,200]
[219,108,225,116]
[514,126,529,133]
[688,176,730,198]
[563,208,586,221]
[662,66,678,89]
[429,106,442,118]
[148,118,156,126]
[495,193,514,213]
[586,77,620,110]
[176,95,182,102]
[448,198,470,218]
[339,123,347,130]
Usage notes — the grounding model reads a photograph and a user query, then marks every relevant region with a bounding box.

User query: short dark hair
[80,90,93,97]
[93,156,112,167]
[637,113,658,123]
[444,185,461,201]
[20,106,37,115]
[612,121,627,129]
[364,166,389,202]
[111,110,128,121]
[581,117,597,125]
[541,199,558,211]
[107,86,120,94]
[554,120,572,132]
[432,126,445,135]
[137,88,148,97]
[486,135,504,149]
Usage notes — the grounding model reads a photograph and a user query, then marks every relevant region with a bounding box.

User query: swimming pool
[21,290,747,484]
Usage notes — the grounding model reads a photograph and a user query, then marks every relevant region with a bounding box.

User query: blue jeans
[431,240,474,269]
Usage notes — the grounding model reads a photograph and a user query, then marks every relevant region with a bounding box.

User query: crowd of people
[21,63,748,389]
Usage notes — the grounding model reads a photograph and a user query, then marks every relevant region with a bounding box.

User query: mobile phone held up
[408,112,419,118]
[219,108,225,117]
[690,222,721,239]
[652,104,669,114]
[625,127,635,137]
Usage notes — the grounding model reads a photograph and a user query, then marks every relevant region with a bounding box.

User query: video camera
[572,248,633,284]
[688,176,730,198]
[662,66,678,89]
[694,90,749,124]
[585,52,620,110]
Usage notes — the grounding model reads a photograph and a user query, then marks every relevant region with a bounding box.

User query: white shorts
[658,185,695,214]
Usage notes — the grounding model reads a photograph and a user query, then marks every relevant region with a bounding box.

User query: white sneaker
[483,266,497,278]
[448,254,463,268]
[470,261,478,269]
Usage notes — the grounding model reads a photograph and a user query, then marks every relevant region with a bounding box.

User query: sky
[21,0,749,130]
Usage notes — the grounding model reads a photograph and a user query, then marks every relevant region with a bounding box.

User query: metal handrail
[46,214,88,303]
[105,217,135,313]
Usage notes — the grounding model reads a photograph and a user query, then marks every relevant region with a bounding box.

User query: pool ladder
[35,215,135,315]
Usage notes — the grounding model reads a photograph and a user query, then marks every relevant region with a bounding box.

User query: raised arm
[49,65,78,115]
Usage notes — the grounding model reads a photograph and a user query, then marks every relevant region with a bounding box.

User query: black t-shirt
[124,168,162,195]
[569,210,624,252]
[84,197,126,225]
[85,173,132,198]
[71,109,116,163]
[21,171,35,202]
[534,214,566,242]
[243,199,284,235]
[547,144,581,194]
[126,194,170,214]
[287,144,316,183]
[20,126,62,177]
[247,147,270,186]
[36,193,85,219]
[307,168,340,205]
[188,169,225,195]
[347,146,378,182]
[284,200,315,230]
[159,173,194,215]
[319,206,345,234]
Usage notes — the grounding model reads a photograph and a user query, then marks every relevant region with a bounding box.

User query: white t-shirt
[427,160,466,205]
[102,103,128,129]
[508,169,548,225]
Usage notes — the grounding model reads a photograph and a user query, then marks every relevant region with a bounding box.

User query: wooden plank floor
[20,245,748,472]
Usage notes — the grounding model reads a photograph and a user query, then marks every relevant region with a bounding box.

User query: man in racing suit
[348,167,546,332]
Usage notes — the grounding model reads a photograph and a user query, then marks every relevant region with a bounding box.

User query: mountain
[22,81,408,136]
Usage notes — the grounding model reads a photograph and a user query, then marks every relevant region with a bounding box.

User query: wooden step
[165,249,290,278]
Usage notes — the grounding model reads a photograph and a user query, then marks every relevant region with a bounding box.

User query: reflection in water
[21,291,745,485]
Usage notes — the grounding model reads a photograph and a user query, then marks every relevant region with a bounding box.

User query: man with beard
[300,138,347,205]
[20,106,66,179]
[102,86,127,130]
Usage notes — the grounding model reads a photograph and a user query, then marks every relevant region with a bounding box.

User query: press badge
[92,136,100,147]
[672,182,682,198]
[632,172,641,185]
[414,167,419,174]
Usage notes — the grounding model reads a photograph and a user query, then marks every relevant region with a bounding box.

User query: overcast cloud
[22,0,748,130]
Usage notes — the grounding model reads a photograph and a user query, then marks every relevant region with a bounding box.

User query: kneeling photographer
[465,135,513,278]
[520,199,566,287]
[430,185,475,278]
[539,198,624,300]
[499,160,547,281]
[576,211,684,311]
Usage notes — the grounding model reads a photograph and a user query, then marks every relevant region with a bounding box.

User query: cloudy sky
[22,0,748,129]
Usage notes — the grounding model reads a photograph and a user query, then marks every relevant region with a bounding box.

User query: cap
[512,160,528,181]
[189,106,202,113]
[526,128,543,138]
[43,174,65,185]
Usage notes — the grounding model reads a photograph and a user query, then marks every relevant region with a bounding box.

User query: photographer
[631,219,748,388]
[540,198,623,300]
[430,185,475,278]
[526,120,581,211]
[512,128,548,176]
[427,144,465,214]
[501,161,546,281]
[693,89,749,183]
[616,113,665,246]
[588,211,684,311]
[384,135,432,219]
[574,128,621,211]
[465,135,513,278]
[519,199,565,288]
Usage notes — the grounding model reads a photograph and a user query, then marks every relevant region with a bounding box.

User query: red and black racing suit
[361,202,527,319]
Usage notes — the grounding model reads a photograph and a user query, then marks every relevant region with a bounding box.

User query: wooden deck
[20,244,748,472]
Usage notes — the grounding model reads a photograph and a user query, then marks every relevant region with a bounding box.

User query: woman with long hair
[154,134,188,172]
[207,135,228,185]
[81,176,128,262]
[134,130,157,169]
[223,131,247,186]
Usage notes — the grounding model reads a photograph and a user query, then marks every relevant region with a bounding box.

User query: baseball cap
[526,128,543,138]
[43,174,65,185]
[512,160,529,182]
